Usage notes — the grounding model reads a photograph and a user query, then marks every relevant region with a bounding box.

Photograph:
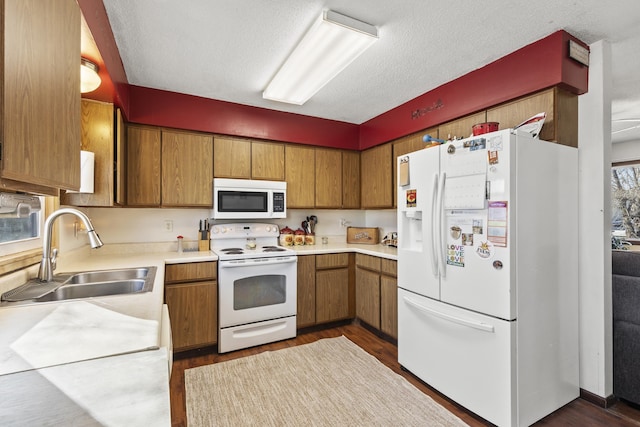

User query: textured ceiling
[102,0,640,142]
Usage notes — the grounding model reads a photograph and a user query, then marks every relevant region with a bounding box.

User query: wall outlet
[164,220,173,232]
[339,218,348,228]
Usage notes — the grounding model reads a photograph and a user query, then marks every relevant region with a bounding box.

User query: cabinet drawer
[165,261,217,283]
[316,253,349,269]
[381,259,397,277]
[355,253,381,271]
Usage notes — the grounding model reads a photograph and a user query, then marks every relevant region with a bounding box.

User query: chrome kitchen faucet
[38,208,103,282]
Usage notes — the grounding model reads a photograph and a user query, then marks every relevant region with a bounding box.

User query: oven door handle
[219,257,297,268]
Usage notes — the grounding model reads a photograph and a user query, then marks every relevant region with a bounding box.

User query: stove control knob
[219,226,227,233]
[265,225,272,232]
[211,226,219,234]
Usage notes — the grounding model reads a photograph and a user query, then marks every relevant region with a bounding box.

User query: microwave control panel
[273,192,285,212]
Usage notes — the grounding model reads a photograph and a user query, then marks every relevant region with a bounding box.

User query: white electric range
[210,223,297,353]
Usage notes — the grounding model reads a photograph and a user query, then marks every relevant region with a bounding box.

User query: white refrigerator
[397,129,579,427]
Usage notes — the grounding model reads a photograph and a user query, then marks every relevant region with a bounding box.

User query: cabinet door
[62,100,114,207]
[380,274,397,338]
[360,143,393,208]
[213,136,251,178]
[315,148,342,208]
[316,268,349,323]
[127,126,161,206]
[356,268,380,329]
[251,141,284,180]
[162,130,213,206]
[297,255,316,328]
[486,87,578,147]
[285,145,315,208]
[165,280,217,351]
[437,112,486,141]
[1,0,80,195]
[342,150,360,209]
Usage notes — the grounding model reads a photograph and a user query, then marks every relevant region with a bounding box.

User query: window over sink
[0,197,44,257]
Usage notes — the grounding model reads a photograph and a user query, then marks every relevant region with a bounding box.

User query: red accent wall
[79,0,588,152]
[78,0,130,115]
[127,86,361,150]
[359,30,589,149]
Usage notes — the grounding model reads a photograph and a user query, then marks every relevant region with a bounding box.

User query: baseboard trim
[580,388,617,408]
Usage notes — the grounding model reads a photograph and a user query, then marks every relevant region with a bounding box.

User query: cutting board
[346,227,380,245]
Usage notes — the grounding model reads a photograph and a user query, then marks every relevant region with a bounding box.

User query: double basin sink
[1,266,156,305]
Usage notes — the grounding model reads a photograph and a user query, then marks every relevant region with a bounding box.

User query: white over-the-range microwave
[212,178,286,220]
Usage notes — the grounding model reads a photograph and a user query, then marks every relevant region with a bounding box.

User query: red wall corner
[358,30,589,150]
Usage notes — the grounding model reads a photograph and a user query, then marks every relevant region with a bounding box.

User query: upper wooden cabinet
[315,148,342,208]
[161,130,213,207]
[251,141,285,181]
[438,112,487,141]
[127,126,161,206]
[127,126,213,207]
[285,145,315,209]
[62,100,115,207]
[213,136,251,179]
[342,150,360,209]
[487,87,578,147]
[0,0,80,196]
[361,143,393,209]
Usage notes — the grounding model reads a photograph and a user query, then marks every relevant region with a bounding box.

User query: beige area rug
[185,336,468,426]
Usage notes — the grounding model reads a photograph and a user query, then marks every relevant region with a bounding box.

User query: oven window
[218,191,268,212]
[233,274,286,310]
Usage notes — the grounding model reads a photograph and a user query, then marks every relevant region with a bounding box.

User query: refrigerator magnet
[447,244,465,267]
[475,240,495,260]
[399,157,410,186]
[406,189,417,207]
[488,150,499,165]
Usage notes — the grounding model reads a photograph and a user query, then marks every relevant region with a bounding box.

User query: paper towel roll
[68,150,95,193]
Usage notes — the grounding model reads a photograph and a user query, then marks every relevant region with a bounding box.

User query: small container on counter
[177,235,184,253]
[293,229,305,246]
[279,226,294,246]
[304,233,315,245]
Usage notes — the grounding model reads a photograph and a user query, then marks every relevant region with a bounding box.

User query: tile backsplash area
[58,207,397,252]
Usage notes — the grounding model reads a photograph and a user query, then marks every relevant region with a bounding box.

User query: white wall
[578,40,613,397]
[612,139,640,163]
[58,206,397,250]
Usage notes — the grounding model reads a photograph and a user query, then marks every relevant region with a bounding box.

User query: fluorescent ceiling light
[80,58,101,93]
[263,10,378,105]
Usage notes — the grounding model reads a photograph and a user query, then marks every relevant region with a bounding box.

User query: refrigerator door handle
[403,296,495,333]
[430,173,439,277]
[437,172,447,277]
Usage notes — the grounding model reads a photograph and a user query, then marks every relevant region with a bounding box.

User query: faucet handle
[51,248,58,272]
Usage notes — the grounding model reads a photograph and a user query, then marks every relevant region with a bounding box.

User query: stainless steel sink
[0,266,156,305]
[34,279,148,302]
[63,267,151,285]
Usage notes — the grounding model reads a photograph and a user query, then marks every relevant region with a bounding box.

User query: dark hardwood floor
[170,323,640,426]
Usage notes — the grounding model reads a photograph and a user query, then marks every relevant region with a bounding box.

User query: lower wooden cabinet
[355,254,398,338]
[297,254,354,328]
[297,255,316,328]
[164,261,217,351]
[379,259,398,338]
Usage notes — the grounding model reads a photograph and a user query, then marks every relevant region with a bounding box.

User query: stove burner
[222,250,244,255]
[263,247,286,252]
[221,248,243,252]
